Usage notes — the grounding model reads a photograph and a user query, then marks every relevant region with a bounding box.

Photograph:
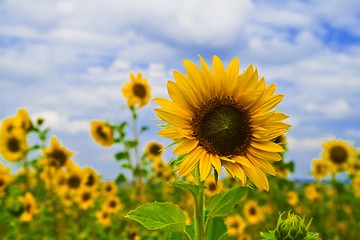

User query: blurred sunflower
[321,139,355,174]
[0,168,12,196]
[0,130,28,162]
[19,192,39,222]
[75,187,98,210]
[96,209,111,228]
[286,191,299,206]
[352,174,360,198]
[102,195,123,213]
[272,133,287,151]
[1,117,16,134]
[304,184,322,202]
[52,168,68,196]
[15,109,32,133]
[145,141,163,161]
[312,159,329,179]
[154,56,290,191]
[65,165,84,193]
[243,200,263,224]
[41,137,74,169]
[126,225,141,240]
[204,176,223,197]
[153,158,171,180]
[225,214,247,236]
[238,234,252,240]
[90,121,114,147]
[83,167,100,189]
[122,72,151,108]
[348,151,360,175]
[100,181,118,197]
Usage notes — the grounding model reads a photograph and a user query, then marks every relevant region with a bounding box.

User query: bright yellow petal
[173,139,199,155]
[210,154,222,175]
[177,147,203,177]
[157,126,183,139]
[250,140,285,152]
[200,154,212,181]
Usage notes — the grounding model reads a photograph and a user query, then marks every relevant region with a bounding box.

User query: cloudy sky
[1,0,359,181]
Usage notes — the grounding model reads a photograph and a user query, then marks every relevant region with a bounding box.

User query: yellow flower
[75,187,98,210]
[304,184,322,202]
[154,56,290,191]
[96,209,111,228]
[100,181,118,197]
[243,200,264,225]
[321,139,355,174]
[122,72,151,108]
[273,134,287,150]
[312,159,329,179]
[238,234,252,240]
[0,130,28,162]
[352,174,360,198]
[225,214,247,236]
[15,108,32,133]
[65,164,84,194]
[274,162,290,179]
[83,167,100,189]
[348,150,360,175]
[19,192,39,222]
[41,137,74,169]
[102,195,123,213]
[204,176,223,197]
[90,121,114,147]
[0,166,12,197]
[286,191,299,206]
[153,158,172,180]
[145,141,163,161]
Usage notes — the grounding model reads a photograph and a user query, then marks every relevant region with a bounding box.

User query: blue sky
[1,0,359,181]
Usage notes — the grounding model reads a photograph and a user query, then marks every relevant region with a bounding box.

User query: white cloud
[32,110,89,135]
[345,129,360,139]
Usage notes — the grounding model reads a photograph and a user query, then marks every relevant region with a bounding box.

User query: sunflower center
[208,182,216,191]
[25,203,31,212]
[133,83,146,98]
[8,137,20,152]
[86,174,95,187]
[49,149,67,167]
[106,186,112,192]
[109,200,116,208]
[149,144,161,156]
[0,179,4,187]
[231,222,239,229]
[330,146,348,164]
[103,212,108,218]
[96,126,108,140]
[82,193,91,201]
[316,164,325,174]
[68,176,81,189]
[193,98,251,157]
[249,207,256,215]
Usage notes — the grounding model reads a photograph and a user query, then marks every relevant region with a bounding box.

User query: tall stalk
[194,167,205,240]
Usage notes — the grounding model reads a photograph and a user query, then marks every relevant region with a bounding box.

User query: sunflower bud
[274,212,307,240]
[261,212,321,240]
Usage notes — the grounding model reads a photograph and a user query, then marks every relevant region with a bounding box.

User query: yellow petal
[210,154,222,175]
[154,109,190,128]
[248,147,283,161]
[247,153,276,176]
[178,147,203,177]
[153,97,192,119]
[250,140,285,152]
[173,139,199,155]
[173,71,201,108]
[157,126,183,139]
[200,154,212,181]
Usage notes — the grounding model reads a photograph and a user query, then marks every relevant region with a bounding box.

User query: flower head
[0,130,28,162]
[19,192,39,222]
[321,139,355,174]
[90,121,114,147]
[41,137,74,169]
[312,159,328,180]
[154,55,290,191]
[122,72,151,108]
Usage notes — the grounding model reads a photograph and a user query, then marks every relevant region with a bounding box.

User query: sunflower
[204,175,223,197]
[272,133,287,151]
[0,130,28,162]
[312,159,329,179]
[90,121,114,147]
[225,214,247,236]
[0,171,12,197]
[153,158,172,180]
[75,187,98,210]
[321,139,355,174]
[1,117,17,134]
[102,195,123,213]
[352,174,360,198]
[243,200,263,225]
[15,108,32,133]
[52,168,69,196]
[65,165,84,194]
[127,228,141,240]
[286,191,299,206]
[238,234,252,240]
[19,192,39,222]
[274,162,290,179]
[154,56,290,191]
[83,167,100,189]
[145,141,163,161]
[304,184,322,202]
[96,209,111,228]
[100,181,118,197]
[41,137,74,169]
[122,72,151,108]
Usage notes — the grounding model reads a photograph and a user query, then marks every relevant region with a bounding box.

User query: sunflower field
[0,56,359,240]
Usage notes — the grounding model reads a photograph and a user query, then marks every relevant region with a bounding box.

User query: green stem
[203,216,212,240]
[183,231,192,240]
[131,107,142,198]
[194,167,205,240]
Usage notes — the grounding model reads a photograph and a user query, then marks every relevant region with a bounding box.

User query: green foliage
[206,217,227,240]
[126,202,187,233]
[170,180,207,198]
[205,186,246,217]
[114,151,129,161]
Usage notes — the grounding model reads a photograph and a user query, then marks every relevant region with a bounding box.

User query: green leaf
[206,217,227,240]
[169,232,187,240]
[114,151,129,161]
[170,180,207,198]
[185,222,195,240]
[205,186,246,218]
[124,140,137,148]
[126,202,187,232]
[115,174,126,184]
[141,126,148,132]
